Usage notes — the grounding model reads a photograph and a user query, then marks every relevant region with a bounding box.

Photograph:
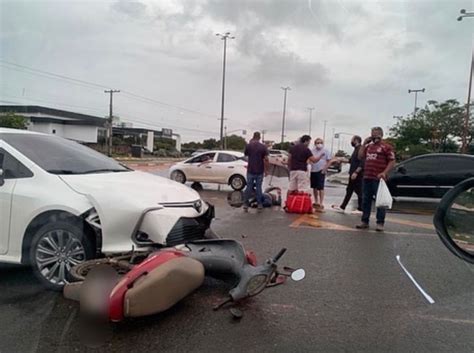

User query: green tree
[202,138,218,150]
[272,142,291,151]
[0,112,27,129]
[222,135,246,150]
[390,99,467,157]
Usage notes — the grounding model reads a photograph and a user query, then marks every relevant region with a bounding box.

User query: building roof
[0,105,106,127]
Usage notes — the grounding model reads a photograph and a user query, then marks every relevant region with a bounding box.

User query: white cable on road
[396,255,435,304]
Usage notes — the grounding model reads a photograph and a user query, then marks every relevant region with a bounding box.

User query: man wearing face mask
[310,138,339,211]
[356,127,396,231]
[331,135,364,213]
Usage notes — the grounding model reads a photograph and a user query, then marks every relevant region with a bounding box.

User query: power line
[0,59,220,120]
[0,92,214,135]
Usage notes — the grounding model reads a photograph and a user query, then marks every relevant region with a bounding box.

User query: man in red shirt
[356,127,396,231]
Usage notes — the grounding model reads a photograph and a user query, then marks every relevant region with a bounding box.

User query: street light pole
[307,107,315,136]
[280,86,291,144]
[408,88,425,117]
[216,32,235,149]
[457,9,474,153]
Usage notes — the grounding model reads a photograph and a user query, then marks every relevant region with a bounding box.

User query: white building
[0,105,106,143]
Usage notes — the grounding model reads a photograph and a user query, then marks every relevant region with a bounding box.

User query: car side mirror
[434,177,474,264]
[0,169,4,187]
[397,166,406,174]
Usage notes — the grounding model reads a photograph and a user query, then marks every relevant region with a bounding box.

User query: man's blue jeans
[244,173,264,206]
[361,179,386,225]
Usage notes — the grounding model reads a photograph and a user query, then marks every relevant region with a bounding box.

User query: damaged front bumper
[132,203,215,247]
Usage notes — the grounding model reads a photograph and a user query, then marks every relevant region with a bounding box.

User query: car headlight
[246,274,268,296]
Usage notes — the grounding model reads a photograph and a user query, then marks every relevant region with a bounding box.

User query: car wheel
[171,170,186,184]
[29,221,94,291]
[230,175,246,191]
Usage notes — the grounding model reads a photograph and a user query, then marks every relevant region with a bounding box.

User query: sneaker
[355,223,369,229]
[313,203,320,209]
[331,205,345,213]
[376,224,384,232]
[351,210,362,215]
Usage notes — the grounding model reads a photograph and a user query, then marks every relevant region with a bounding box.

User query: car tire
[29,220,94,291]
[230,175,246,191]
[171,170,186,184]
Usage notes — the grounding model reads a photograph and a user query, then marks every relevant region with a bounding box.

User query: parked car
[169,150,247,190]
[268,149,288,165]
[387,153,474,198]
[327,160,342,173]
[0,128,214,289]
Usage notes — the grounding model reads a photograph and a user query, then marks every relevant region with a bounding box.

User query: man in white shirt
[310,138,338,211]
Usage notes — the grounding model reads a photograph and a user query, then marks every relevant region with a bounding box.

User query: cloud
[111,0,147,18]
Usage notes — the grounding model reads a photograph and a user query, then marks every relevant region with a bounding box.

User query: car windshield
[1,133,129,174]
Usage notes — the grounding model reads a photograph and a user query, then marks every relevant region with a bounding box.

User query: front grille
[165,205,214,246]
[166,218,207,246]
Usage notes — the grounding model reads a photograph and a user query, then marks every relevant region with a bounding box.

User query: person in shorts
[310,138,341,211]
[288,135,325,199]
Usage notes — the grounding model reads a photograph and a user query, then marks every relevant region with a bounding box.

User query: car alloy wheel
[230,175,246,191]
[34,229,87,286]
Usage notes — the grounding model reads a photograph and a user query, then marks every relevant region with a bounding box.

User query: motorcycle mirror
[291,269,306,281]
[434,177,474,264]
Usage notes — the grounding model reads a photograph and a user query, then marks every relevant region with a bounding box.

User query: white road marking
[396,255,435,304]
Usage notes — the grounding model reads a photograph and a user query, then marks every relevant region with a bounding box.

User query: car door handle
[228,166,234,169]
[205,166,212,169]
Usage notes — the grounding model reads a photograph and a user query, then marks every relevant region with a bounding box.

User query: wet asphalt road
[0,172,473,353]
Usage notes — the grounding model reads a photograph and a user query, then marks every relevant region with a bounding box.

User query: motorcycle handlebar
[272,248,287,263]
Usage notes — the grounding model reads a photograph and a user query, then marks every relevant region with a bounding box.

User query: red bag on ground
[285,192,313,214]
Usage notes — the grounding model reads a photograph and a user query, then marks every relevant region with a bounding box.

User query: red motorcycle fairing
[108,250,204,322]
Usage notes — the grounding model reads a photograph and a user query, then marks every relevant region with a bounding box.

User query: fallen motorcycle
[63,239,305,322]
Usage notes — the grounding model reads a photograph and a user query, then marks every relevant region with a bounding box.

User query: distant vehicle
[387,154,474,198]
[327,160,342,173]
[268,149,288,166]
[191,149,209,157]
[169,151,248,190]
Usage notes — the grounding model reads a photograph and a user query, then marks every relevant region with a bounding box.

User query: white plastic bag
[375,179,393,209]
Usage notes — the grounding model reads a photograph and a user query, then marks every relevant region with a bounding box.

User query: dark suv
[387,153,474,198]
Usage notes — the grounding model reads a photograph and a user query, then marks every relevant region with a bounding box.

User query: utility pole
[104,89,120,157]
[307,107,315,136]
[216,32,235,149]
[323,120,328,141]
[280,86,291,144]
[262,129,267,142]
[330,128,335,155]
[408,88,425,117]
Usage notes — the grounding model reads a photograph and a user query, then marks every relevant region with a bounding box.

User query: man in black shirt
[332,135,364,213]
[243,132,269,212]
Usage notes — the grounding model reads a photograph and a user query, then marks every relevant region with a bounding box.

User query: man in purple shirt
[243,132,269,212]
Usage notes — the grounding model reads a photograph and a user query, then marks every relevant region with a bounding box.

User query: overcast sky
[1,0,473,149]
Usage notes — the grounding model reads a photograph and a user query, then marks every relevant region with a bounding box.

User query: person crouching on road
[287,135,324,200]
[310,138,339,212]
[243,131,269,213]
[331,135,364,213]
[356,127,396,232]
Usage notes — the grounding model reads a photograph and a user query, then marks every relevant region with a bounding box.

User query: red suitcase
[285,192,313,214]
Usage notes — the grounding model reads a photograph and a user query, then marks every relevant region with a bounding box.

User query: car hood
[59,171,203,251]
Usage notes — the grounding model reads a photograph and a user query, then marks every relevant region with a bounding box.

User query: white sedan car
[169,151,248,190]
[0,128,214,289]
